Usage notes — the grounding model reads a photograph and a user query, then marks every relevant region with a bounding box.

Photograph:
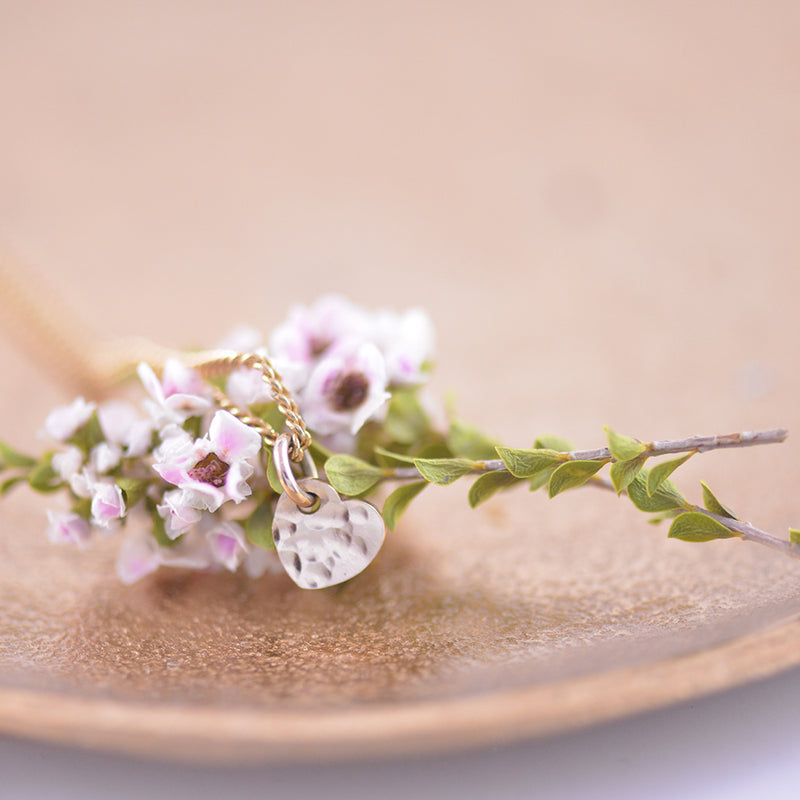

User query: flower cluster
[23,297,434,584]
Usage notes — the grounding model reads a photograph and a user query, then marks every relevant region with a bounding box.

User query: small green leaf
[383,388,430,444]
[496,447,565,478]
[150,512,175,548]
[701,481,736,519]
[68,412,104,455]
[245,499,276,549]
[71,496,92,520]
[117,477,149,508]
[28,457,61,493]
[0,474,28,496]
[533,434,574,452]
[790,528,800,546]
[468,470,520,508]
[529,464,558,492]
[668,511,737,542]
[266,448,285,495]
[548,459,607,498]
[609,457,645,494]
[0,440,37,470]
[324,454,385,496]
[383,481,428,530]
[628,470,688,512]
[413,457,477,486]
[249,402,286,434]
[373,446,416,466]
[647,453,693,496]
[447,420,500,460]
[604,426,647,462]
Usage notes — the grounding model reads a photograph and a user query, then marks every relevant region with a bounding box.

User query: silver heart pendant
[272,477,385,589]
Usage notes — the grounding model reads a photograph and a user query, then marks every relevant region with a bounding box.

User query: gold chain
[193,352,312,461]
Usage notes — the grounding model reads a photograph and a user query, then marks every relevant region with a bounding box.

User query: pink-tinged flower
[98,400,154,457]
[137,360,211,426]
[269,295,370,378]
[116,535,160,584]
[51,446,84,482]
[156,489,203,539]
[42,397,96,441]
[300,340,390,435]
[371,307,435,385]
[116,529,212,585]
[46,511,91,548]
[207,521,249,571]
[69,467,96,499]
[153,410,262,512]
[90,481,126,528]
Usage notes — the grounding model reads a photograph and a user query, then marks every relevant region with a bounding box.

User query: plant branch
[379,428,788,483]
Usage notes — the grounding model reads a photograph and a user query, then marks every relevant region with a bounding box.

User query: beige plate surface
[1,0,799,764]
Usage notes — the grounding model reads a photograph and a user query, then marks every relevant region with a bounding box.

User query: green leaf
[609,457,645,495]
[413,457,477,486]
[495,447,565,478]
[548,459,607,497]
[533,434,574,452]
[0,440,37,470]
[647,453,693,496]
[383,481,427,530]
[668,511,737,542]
[117,477,149,508]
[701,481,736,519]
[245,499,276,549]
[249,402,286,434]
[266,448,285,495]
[790,528,800,546]
[68,412,104,455]
[604,426,647,462]
[383,388,430,444]
[150,512,174,548]
[447,420,500,460]
[468,470,520,508]
[529,464,558,492]
[71,496,92,520]
[28,457,61,493]
[628,470,688,512]
[373,446,416,466]
[324,454,385,496]
[0,474,28,496]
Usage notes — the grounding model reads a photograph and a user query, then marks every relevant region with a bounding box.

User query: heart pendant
[272,477,385,589]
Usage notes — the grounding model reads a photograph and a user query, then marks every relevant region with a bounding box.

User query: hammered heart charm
[272,477,385,589]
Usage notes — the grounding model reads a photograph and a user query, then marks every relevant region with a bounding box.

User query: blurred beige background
[1,0,800,760]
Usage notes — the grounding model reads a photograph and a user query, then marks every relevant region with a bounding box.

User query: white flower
[69,467,96,499]
[42,397,96,441]
[90,442,122,474]
[46,511,91,548]
[268,295,370,381]
[371,307,435,385]
[137,360,211,426]
[90,481,126,528]
[153,410,262,512]
[207,521,249,572]
[51,446,84,482]
[300,340,390,435]
[156,489,203,539]
[244,547,284,579]
[98,400,154,457]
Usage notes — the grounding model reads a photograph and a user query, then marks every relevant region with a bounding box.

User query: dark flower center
[188,452,229,487]
[331,372,369,411]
